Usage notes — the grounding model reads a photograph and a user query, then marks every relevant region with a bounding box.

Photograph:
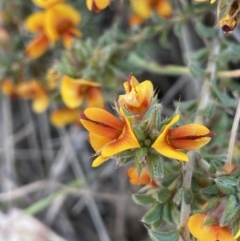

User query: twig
[178,36,220,241]
[227,99,240,172]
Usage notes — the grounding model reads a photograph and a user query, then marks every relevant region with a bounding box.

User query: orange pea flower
[25,4,81,58]
[25,12,49,58]
[152,114,214,161]
[2,80,49,113]
[86,0,111,13]
[118,74,154,115]
[44,4,82,48]
[188,213,238,241]
[129,0,172,26]
[50,108,80,127]
[127,167,158,187]
[16,80,49,113]
[60,75,104,109]
[80,107,140,167]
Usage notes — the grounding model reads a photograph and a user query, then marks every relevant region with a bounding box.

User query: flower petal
[156,0,172,18]
[94,0,111,10]
[50,108,80,127]
[89,133,113,152]
[45,4,81,43]
[25,12,45,32]
[152,114,189,162]
[80,108,124,139]
[32,0,65,8]
[101,108,140,157]
[127,167,158,187]
[168,124,212,150]
[32,95,49,113]
[86,87,105,108]
[188,214,234,241]
[26,34,49,58]
[92,155,109,167]
[130,0,152,19]
[61,76,100,109]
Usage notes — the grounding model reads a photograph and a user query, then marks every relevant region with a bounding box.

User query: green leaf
[151,215,163,230]
[162,172,180,187]
[201,198,220,213]
[196,22,216,38]
[173,188,184,205]
[142,203,163,224]
[201,184,220,198]
[220,195,237,226]
[189,48,209,62]
[211,85,238,108]
[151,155,164,179]
[215,176,239,187]
[162,202,173,223]
[159,31,171,49]
[183,188,193,205]
[216,183,235,195]
[189,63,207,78]
[202,216,217,226]
[148,229,179,241]
[155,188,171,203]
[132,194,155,206]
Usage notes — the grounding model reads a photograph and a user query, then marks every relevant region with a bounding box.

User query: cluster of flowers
[80,74,213,167]
[25,0,82,58]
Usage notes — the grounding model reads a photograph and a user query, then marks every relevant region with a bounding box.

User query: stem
[227,99,240,173]
[129,53,240,79]
[178,37,220,241]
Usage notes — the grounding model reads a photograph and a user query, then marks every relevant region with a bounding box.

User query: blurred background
[1,0,240,240]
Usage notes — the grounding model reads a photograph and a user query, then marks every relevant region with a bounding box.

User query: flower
[118,74,154,115]
[127,167,158,187]
[152,114,214,161]
[25,3,81,58]
[188,213,237,241]
[16,80,49,113]
[25,12,49,58]
[32,0,65,8]
[86,0,111,13]
[44,3,82,48]
[2,80,49,113]
[60,75,104,109]
[80,107,140,167]
[195,0,240,33]
[50,108,80,127]
[129,0,172,26]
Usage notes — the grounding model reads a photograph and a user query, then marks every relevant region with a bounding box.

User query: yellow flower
[86,0,111,12]
[25,4,81,58]
[152,114,213,161]
[32,0,65,8]
[127,167,158,187]
[16,80,49,113]
[80,107,140,167]
[118,74,154,115]
[50,108,80,127]
[1,78,17,97]
[188,214,237,241]
[60,75,104,109]
[25,12,49,58]
[45,3,82,48]
[130,0,172,26]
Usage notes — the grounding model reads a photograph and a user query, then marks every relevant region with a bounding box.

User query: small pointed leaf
[132,194,155,206]
[155,188,171,203]
[148,229,179,241]
[142,203,163,224]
